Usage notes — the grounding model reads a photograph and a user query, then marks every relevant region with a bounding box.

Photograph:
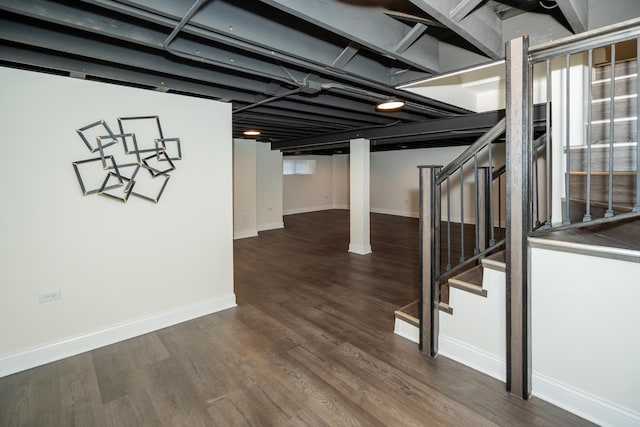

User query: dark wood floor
[0,210,592,426]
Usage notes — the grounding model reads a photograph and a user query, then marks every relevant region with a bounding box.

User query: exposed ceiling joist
[394,23,428,54]
[81,0,422,86]
[271,110,506,150]
[449,0,485,22]
[272,104,548,151]
[74,0,464,110]
[555,0,588,33]
[2,0,630,147]
[258,0,440,73]
[0,18,278,96]
[409,0,503,59]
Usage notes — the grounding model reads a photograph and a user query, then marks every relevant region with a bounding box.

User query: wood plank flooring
[542,199,640,251]
[0,210,593,426]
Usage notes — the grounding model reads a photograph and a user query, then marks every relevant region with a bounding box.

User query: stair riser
[592,77,636,100]
[564,199,633,224]
[590,121,637,144]
[594,60,637,80]
[569,174,638,204]
[569,144,638,172]
[590,97,637,120]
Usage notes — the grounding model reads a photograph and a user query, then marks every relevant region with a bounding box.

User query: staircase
[394,250,507,380]
[390,24,640,425]
[394,41,640,390]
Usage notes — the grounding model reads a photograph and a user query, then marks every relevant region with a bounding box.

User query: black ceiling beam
[271,104,548,150]
[271,110,505,150]
[1,0,469,116]
[236,107,376,128]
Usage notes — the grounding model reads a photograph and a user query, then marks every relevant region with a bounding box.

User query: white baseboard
[0,294,237,378]
[283,205,334,215]
[233,229,258,239]
[332,204,349,210]
[533,372,640,427]
[257,221,284,232]
[348,243,372,255]
[438,334,506,382]
[370,208,418,218]
[394,318,419,343]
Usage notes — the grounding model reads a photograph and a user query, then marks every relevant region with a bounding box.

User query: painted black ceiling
[0,0,587,154]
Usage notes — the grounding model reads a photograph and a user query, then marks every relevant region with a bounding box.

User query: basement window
[283,159,316,175]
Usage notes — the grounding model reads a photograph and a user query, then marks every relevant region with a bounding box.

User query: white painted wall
[256,142,284,231]
[531,245,640,426]
[282,146,500,221]
[233,139,258,239]
[283,155,334,214]
[0,67,235,377]
[332,154,349,209]
[371,146,473,219]
[439,266,506,382]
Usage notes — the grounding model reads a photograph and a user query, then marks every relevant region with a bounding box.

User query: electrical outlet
[39,289,61,303]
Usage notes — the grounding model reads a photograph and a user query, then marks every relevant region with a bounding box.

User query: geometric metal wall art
[72,115,181,204]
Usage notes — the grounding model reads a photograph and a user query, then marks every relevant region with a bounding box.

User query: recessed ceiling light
[376,99,406,112]
[243,129,261,136]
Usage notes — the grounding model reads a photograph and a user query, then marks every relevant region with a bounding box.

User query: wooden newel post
[418,165,441,357]
[506,35,532,400]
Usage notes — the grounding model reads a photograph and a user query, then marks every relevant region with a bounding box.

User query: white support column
[349,138,372,255]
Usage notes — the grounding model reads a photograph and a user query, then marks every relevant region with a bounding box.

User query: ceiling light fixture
[376,98,406,112]
[243,129,261,136]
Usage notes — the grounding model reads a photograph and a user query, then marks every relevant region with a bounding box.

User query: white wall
[439,266,506,382]
[370,146,469,218]
[282,147,495,220]
[256,142,284,231]
[233,139,283,235]
[332,154,349,209]
[0,67,235,377]
[531,245,640,426]
[233,139,258,239]
[283,155,334,214]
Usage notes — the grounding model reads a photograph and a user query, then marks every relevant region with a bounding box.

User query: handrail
[437,118,506,184]
[533,133,547,151]
[492,164,505,180]
[529,17,640,62]
[438,240,505,283]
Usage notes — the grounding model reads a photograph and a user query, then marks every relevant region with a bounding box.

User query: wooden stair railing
[411,21,640,403]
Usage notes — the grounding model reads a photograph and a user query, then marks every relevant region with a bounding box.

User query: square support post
[349,138,372,255]
[505,35,532,400]
[418,165,441,357]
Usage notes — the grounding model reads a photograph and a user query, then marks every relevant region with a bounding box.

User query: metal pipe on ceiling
[159,0,463,119]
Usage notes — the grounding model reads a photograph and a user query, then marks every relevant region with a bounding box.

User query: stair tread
[395,300,419,326]
[482,250,506,272]
[395,300,419,320]
[448,265,487,297]
[439,301,453,315]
